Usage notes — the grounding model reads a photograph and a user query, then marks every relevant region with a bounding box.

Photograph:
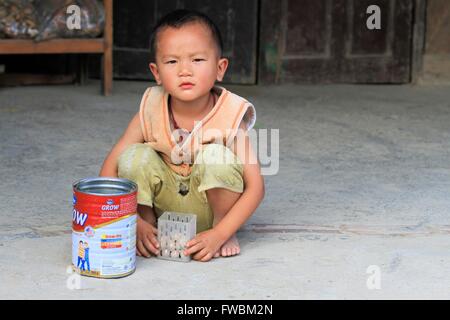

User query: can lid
[73,177,137,196]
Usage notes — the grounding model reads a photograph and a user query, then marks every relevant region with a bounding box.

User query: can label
[72,189,137,278]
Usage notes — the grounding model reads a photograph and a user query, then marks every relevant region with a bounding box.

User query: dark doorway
[259,0,414,83]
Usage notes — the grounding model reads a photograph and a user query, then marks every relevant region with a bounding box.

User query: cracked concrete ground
[0,80,449,299]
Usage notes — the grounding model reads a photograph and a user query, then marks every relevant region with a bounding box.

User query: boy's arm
[99,112,160,257]
[212,125,265,241]
[99,112,145,177]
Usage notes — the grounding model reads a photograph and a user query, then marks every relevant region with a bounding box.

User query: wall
[420,0,450,83]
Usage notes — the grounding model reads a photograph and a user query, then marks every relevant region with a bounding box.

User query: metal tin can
[72,177,137,278]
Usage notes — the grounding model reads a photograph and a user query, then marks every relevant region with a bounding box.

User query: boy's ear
[149,62,162,85]
[216,58,229,82]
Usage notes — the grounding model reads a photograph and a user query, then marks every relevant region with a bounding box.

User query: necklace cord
[169,91,216,133]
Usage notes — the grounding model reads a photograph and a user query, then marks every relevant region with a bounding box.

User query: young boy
[99,10,264,262]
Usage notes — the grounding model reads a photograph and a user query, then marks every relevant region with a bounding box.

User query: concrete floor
[0,80,449,299]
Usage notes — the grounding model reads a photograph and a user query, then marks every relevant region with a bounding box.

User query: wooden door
[112,0,258,84]
[259,0,414,83]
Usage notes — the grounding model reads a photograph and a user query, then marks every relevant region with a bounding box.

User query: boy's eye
[193,58,205,62]
[165,60,177,64]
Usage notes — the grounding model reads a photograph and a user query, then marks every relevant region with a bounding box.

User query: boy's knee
[196,144,240,166]
[194,144,243,187]
[118,143,158,179]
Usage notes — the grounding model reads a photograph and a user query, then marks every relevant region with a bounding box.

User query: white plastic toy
[157,211,197,262]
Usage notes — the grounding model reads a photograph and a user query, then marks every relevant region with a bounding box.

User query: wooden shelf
[0,39,105,54]
[0,0,113,95]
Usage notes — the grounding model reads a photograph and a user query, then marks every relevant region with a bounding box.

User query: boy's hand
[184,229,225,262]
[136,215,159,257]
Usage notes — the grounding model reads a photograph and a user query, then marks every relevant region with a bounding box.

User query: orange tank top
[139,85,256,176]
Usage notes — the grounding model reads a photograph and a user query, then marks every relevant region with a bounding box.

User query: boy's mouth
[180,82,194,89]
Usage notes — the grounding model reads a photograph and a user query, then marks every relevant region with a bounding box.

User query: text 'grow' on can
[72,177,137,278]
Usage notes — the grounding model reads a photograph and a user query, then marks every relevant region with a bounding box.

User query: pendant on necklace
[178,182,189,196]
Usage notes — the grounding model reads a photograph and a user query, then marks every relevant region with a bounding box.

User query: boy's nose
[178,61,192,76]
[178,68,192,77]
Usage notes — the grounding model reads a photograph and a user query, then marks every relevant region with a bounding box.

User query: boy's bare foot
[218,234,240,257]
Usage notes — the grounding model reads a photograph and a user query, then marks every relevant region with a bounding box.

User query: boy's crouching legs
[195,144,244,258]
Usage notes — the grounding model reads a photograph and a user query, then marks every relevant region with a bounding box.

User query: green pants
[117,143,244,233]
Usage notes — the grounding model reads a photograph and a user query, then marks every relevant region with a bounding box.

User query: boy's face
[149,22,228,102]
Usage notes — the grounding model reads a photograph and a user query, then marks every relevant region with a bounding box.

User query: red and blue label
[72,190,137,232]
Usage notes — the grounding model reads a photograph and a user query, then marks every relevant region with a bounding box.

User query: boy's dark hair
[149,9,223,62]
